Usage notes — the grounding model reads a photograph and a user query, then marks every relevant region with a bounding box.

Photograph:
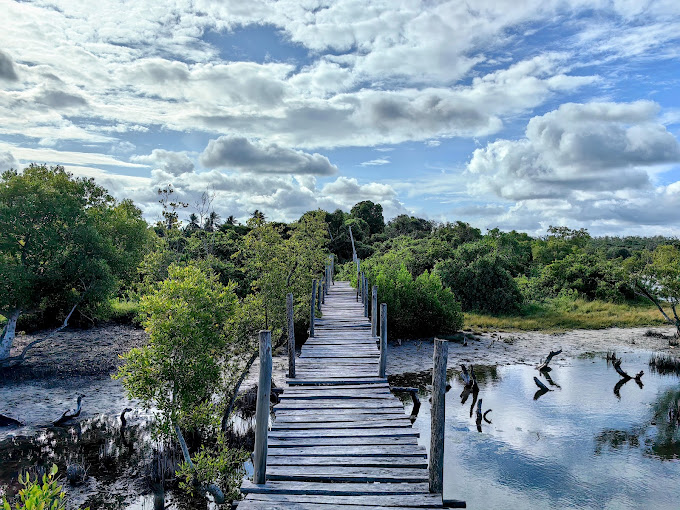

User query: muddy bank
[386,326,678,374]
[3,324,147,382]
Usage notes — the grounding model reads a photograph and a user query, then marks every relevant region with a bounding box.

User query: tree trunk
[0,309,21,361]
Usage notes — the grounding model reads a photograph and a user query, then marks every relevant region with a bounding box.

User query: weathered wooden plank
[271,420,413,430]
[241,480,430,496]
[268,436,419,447]
[243,493,445,507]
[237,501,438,510]
[266,456,428,468]
[268,428,418,438]
[265,445,427,457]
[266,465,428,483]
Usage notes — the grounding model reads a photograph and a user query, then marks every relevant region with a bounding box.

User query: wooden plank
[265,445,427,457]
[268,428,418,438]
[266,465,428,483]
[266,456,428,468]
[271,420,413,430]
[241,480,430,496]
[243,493,444,507]
[268,436,419,447]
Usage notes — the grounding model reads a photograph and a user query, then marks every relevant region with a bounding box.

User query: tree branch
[635,281,674,324]
[0,300,79,368]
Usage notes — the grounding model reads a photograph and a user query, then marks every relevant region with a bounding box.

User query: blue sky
[1,0,679,235]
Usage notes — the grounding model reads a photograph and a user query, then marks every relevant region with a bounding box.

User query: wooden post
[356,260,361,301]
[379,303,387,378]
[364,277,369,317]
[429,338,449,494]
[310,279,316,337]
[287,293,295,378]
[253,330,272,484]
[317,278,322,311]
[330,255,334,285]
[371,285,378,337]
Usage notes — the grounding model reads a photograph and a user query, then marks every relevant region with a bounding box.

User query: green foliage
[176,434,249,501]
[1,465,87,510]
[536,252,632,302]
[384,215,433,239]
[531,225,591,265]
[436,255,523,314]
[362,255,462,338]
[0,165,149,341]
[350,200,385,235]
[115,264,238,432]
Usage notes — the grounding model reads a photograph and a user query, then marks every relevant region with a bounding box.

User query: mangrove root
[613,359,644,382]
[537,349,562,372]
[53,395,83,426]
[533,377,551,392]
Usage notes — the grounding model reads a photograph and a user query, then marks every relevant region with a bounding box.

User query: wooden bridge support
[310,279,316,338]
[371,285,378,337]
[287,293,295,378]
[253,330,272,484]
[429,338,449,494]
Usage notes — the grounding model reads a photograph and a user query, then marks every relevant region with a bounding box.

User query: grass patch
[464,298,666,332]
[107,298,141,325]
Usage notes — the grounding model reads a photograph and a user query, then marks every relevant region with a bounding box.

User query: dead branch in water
[53,395,83,426]
[537,349,562,372]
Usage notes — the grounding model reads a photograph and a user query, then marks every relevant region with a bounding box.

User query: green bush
[363,257,462,339]
[436,255,523,314]
[536,252,632,302]
[1,465,88,510]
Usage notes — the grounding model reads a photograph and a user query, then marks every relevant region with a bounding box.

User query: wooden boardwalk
[239,281,446,509]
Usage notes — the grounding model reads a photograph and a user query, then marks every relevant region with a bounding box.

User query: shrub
[435,256,523,314]
[363,257,463,339]
[1,465,88,510]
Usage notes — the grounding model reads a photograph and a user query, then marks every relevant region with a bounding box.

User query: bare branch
[1,300,80,368]
[635,281,674,324]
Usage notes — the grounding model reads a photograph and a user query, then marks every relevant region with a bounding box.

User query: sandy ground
[1,323,677,439]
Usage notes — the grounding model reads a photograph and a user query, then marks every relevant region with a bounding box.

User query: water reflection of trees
[594,388,680,460]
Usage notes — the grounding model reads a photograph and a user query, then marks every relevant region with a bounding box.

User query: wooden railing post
[371,285,378,337]
[310,279,316,337]
[253,330,272,484]
[321,281,325,304]
[330,255,334,285]
[356,261,361,302]
[287,293,295,378]
[363,277,369,317]
[317,278,322,311]
[379,303,387,378]
[429,339,449,493]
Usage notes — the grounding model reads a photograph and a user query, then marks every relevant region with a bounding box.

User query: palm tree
[186,213,200,231]
[252,210,265,222]
[225,215,238,226]
[204,211,221,232]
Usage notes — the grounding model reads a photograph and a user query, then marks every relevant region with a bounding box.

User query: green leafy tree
[350,200,385,235]
[436,255,523,314]
[115,264,246,500]
[0,165,149,366]
[627,245,680,338]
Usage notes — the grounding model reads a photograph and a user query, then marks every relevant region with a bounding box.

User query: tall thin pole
[371,285,378,337]
[287,293,295,378]
[317,278,322,311]
[429,339,449,493]
[253,330,272,484]
[363,276,369,317]
[310,279,316,337]
[379,303,387,378]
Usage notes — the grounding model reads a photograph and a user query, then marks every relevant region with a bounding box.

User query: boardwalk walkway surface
[239,281,446,509]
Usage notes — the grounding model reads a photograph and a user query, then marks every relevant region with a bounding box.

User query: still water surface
[398,352,679,510]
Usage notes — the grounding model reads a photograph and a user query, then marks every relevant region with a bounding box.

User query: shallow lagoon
[397,352,679,509]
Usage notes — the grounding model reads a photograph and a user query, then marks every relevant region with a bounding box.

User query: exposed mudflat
[3,324,147,382]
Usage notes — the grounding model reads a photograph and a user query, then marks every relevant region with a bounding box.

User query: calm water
[396,352,680,510]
